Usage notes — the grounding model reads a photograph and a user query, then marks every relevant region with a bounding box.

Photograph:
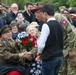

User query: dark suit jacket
[23,11,35,23]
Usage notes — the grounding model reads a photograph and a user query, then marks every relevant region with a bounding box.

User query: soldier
[0,25,32,75]
[35,8,76,75]
[54,13,76,75]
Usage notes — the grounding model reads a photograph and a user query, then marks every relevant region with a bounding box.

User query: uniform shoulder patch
[61,19,67,25]
[0,39,6,47]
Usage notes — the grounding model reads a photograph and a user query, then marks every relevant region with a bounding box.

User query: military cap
[26,22,39,32]
[31,5,43,13]
[30,22,39,27]
[0,25,11,35]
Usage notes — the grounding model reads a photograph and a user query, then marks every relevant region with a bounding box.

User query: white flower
[17,31,28,38]
[18,33,22,38]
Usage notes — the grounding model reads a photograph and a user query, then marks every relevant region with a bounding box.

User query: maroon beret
[31,5,43,13]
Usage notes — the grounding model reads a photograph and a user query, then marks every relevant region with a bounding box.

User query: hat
[31,5,43,13]
[0,25,11,35]
[30,22,39,27]
[26,22,39,33]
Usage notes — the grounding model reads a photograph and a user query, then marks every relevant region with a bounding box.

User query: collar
[47,17,56,22]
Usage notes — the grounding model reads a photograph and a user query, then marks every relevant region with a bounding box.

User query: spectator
[26,22,42,75]
[63,9,73,24]
[11,24,19,40]
[5,3,18,24]
[23,3,35,23]
[69,8,76,27]
[0,18,6,29]
[11,12,30,32]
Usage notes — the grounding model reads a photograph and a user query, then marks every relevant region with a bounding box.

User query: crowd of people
[0,2,76,75]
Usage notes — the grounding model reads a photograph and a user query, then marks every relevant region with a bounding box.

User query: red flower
[28,34,33,39]
[32,36,38,47]
[34,54,38,58]
[22,37,28,44]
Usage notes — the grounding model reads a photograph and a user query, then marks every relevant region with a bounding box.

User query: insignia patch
[61,19,67,25]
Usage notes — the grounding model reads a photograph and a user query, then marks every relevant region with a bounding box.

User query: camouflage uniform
[55,13,76,75]
[67,28,76,75]
[0,25,28,75]
[0,38,19,62]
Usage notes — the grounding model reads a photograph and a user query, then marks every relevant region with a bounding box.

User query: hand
[13,10,18,15]
[19,51,27,58]
[15,39,21,43]
[36,55,41,61]
[69,52,75,58]
[35,53,42,61]
[23,51,32,59]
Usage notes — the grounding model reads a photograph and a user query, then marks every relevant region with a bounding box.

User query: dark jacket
[23,11,35,23]
[73,18,76,27]
[42,20,63,61]
[5,11,17,24]
[0,18,6,29]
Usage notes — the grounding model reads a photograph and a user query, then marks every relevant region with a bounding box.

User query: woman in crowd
[11,12,30,32]
[26,22,42,75]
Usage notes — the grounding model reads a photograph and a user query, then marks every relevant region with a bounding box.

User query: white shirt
[37,17,56,54]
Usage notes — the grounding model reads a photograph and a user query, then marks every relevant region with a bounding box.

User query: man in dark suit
[23,3,35,23]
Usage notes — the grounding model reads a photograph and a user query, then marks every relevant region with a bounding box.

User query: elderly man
[5,3,18,24]
[0,25,32,75]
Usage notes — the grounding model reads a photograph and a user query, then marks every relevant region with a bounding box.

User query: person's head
[69,8,76,20]
[0,3,4,13]
[5,6,11,13]
[59,6,66,14]
[27,27,38,36]
[63,9,70,17]
[35,9,44,21]
[26,22,39,36]
[16,12,24,21]
[40,4,55,21]
[11,25,18,34]
[10,3,18,15]
[54,12,70,26]
[25,3,33,12]
[0,25,12,40]
[30,22,39,29]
